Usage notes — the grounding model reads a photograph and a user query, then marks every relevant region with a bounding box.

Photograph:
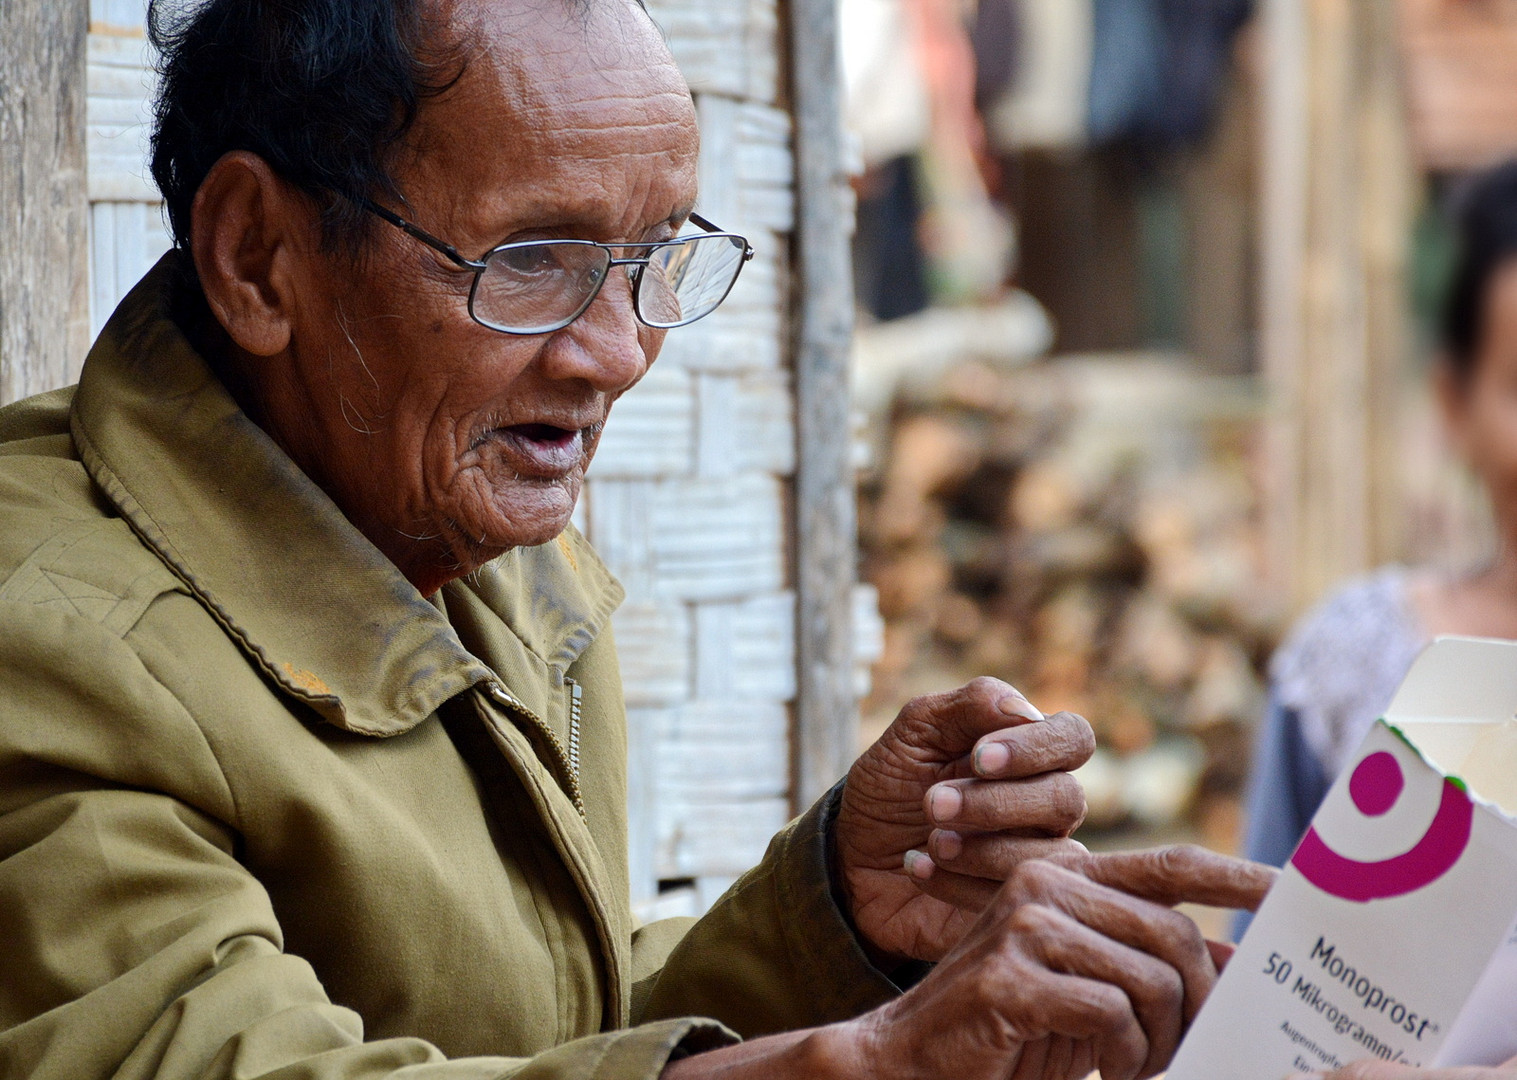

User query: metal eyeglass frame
[355,196,755,335]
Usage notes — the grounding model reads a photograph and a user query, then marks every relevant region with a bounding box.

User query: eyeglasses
[356,197,754,336]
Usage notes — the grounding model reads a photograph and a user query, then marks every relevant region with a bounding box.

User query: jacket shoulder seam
[0,596,242,826]
[0,516,184,637]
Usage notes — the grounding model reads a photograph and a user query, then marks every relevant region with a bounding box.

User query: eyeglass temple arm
[359,196,752,268]
[688,212,755,261]
[356,196,481,270]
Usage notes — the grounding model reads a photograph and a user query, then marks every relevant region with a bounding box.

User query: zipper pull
[484,680,585,817]
[566,678,583,781]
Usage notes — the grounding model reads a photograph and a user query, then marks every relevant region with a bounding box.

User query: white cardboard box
[1168,637,1517,1078]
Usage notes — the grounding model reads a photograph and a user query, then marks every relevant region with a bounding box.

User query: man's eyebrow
[469,198,702,251]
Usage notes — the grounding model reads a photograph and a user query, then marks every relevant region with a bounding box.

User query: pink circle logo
[1291,750,1474,902]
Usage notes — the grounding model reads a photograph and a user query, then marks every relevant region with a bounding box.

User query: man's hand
[835,677,1096,963]
[1306,1062,1517,1080]
[837,848,1276,1080]
[664,848,1275,1080]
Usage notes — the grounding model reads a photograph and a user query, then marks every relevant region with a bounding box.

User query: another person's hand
[1305,1061,1517,1079]
[834,677,1096,963]
[831,848,1276,1080]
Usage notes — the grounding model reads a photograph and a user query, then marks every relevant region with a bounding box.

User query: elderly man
[0,0,1274,1078]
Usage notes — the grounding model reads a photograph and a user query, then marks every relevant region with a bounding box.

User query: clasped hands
[829,677,1277,1080]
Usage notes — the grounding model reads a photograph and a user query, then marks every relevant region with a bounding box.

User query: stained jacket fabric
[0,257,899,1080]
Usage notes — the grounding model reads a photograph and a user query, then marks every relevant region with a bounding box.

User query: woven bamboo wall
[79,0,880,917]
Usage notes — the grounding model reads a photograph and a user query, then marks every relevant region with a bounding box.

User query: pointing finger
[1077,846,1278,912]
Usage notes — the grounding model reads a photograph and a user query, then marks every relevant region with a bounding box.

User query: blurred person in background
[841,0,934,321]
[1242,160,1517,872]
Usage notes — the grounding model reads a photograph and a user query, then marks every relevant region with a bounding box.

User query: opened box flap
[1388,636,1517,815]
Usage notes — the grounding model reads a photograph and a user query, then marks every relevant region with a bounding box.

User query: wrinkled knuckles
[961,675,1013,707]
[1079,979,1140,1034]
[1006,900,1063,943]
[1050,711,1098,761]
[1137,963,1185,1016]
[958,955,1032,1018]
[1154,843,1212,879]
[890,694,951,741]
[1153,900,1202,938]
[1044,773,1089,832]
[1007,857,1070,903]
[1150,906,1210,966]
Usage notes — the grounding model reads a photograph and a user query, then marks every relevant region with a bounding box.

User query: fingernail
[974,741,1011,775]
[903,850,934,879]
[997,695,1044,721]
[929,784,962,823]
[932,830,963,860]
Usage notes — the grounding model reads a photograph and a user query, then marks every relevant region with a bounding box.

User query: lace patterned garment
[1269,566,1428,779]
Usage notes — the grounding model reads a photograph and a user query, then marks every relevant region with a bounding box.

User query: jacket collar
[71,254,622,737]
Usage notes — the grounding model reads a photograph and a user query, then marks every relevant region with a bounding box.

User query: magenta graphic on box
[1292,749,1474,903]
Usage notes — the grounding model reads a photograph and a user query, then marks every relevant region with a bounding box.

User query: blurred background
[846,0,1517,868]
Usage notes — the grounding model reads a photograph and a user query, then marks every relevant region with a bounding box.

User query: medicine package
[1168,637,1517,1078]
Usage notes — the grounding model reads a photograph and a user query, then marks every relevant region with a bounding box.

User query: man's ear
[189,151,311,357]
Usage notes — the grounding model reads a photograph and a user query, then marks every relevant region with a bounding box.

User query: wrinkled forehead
[403,0,699,238]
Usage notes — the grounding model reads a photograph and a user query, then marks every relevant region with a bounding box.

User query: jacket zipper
[565,677,583,780]
[485,682,585,817]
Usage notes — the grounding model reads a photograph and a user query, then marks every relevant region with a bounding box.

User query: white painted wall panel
[91,0,149,30]
[651,0,780,104]
[734,369,795,475]
[86,32,157,203]
[692,592,796,701]
[85,9,169,341]
[646,474,786,601]
[89,201,171,337]
[611,601,692,709]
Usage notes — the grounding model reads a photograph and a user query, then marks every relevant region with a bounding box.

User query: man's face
[261,0,699,591]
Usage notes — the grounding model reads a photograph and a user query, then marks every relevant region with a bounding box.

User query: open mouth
[506,423,580,449]
[487,421,592,479]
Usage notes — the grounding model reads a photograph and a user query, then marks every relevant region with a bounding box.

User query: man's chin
[478,492,580,550]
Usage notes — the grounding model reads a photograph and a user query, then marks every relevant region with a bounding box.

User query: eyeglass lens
[473,243,609,335]
[470,233,748,334]
[636,234,749,329]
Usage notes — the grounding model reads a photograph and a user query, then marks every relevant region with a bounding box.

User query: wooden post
[1258,0,1414,614]
[0,0,90,405]
[1359,0,1415,575]
[790,0,858,805]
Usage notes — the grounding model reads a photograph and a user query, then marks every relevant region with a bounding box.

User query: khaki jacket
[0,259,897,1080]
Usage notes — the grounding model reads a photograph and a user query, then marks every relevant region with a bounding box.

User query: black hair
[147,0,465,258]
[1442,159,1517,380]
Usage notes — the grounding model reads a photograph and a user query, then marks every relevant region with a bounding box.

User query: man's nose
[540,263,648,393]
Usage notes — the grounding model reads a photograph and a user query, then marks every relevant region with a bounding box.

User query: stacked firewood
[859,352,1284,846]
